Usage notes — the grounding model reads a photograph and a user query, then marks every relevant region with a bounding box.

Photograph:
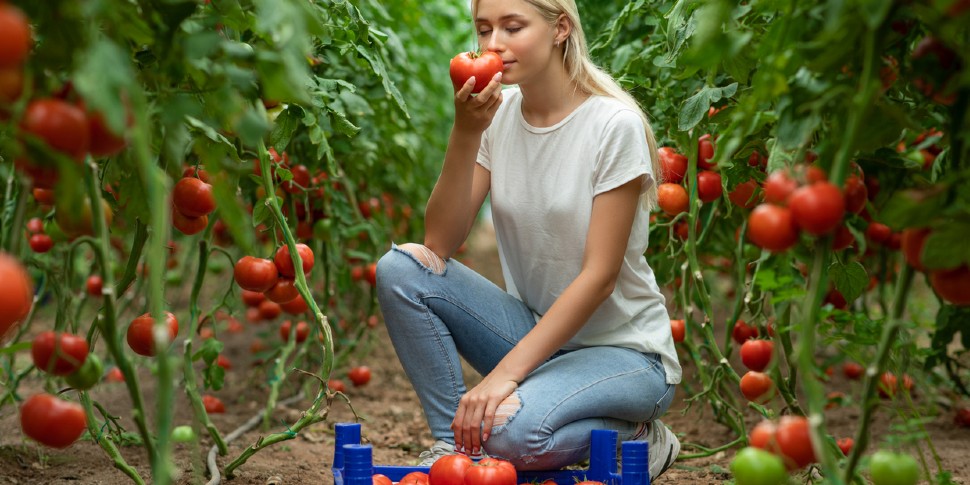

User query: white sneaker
[645,420,680,480]
[417,439,456,466]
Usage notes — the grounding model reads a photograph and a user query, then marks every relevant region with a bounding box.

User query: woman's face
[474,0,560,87]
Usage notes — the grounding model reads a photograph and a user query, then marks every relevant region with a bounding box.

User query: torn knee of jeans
[492,393,521,428]
[395,243,446,275]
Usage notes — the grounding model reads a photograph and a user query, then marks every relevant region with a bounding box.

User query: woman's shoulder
[583,95,644,133]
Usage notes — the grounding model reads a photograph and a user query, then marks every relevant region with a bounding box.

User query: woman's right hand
[454,71,503,134]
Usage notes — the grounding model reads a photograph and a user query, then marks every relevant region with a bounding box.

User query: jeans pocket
[646,383,676,422]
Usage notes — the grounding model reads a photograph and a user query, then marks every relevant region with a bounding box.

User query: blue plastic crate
[332,422,649,485]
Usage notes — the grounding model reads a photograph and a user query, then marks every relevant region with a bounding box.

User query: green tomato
[731,447,787,485]
[171,425,197,443]
[64,354,104,390]
[869,450,919,485]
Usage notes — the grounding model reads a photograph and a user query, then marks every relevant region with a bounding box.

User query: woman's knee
[377,243,446,282]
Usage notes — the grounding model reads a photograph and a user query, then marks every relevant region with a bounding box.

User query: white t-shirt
[476,86,682,385]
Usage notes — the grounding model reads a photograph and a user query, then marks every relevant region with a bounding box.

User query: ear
[554,13,571,44]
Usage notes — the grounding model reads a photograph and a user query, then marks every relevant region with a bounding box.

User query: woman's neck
[518,65,589,128]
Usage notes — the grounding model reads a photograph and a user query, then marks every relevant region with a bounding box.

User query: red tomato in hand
[274,243,315,278]
[740,371,775,403]
[670,319,686,343]
[172,177,216,218]
[740,339,773,372]
[20,393,87,449]
[0,253,33,342]
[696,170,723,203]
[449,51,504,94]
[747,204,799,252]
[658,147,687,184]
[0,5,32,68]
[429,453,472,485]
[348,366,372,387]
[202,394,225,414]
[464,457,517,485]
[21,99,90,162]
[31,331,89,376]
[234,256,278,292]
[126,311,179,356]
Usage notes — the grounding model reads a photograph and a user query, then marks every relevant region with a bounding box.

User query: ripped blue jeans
[375,243,675,470]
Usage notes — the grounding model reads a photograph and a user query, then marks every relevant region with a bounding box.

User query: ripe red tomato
[21,99,90,162]
[774,416,815,469]
[372,474,393,485]
[831,225,855,251]
[365,262,377,288]
[348,366,372,387]
[234,256,279,292]
[28,233,54,253]
[901,227,930,271]
[274,243,315,278]
[182,166,210,183]
[748,420,779,453]
[670,319,686,343]
[258,300,282,320]
[658,146,687,184]
[929,265,970,306]
[216,354,232,370]
[0,66,24,104]
[429,453,473,485]
[283,164,311,194]
[126,311,179,356]
[31,331,89,376]
[465,458,517,485]
[747,204,799,252]
[657,183,689,216]
[763,170,797,205]
[20,393,87,449]
[696,170,723,203]
[328,379,346,393]
[842,362,864,380]
[202,394,225,414]
[105,367,125,382]
[0,4,32,68]
[398,471,430,485]
[32,188,55,205]
[86,275,103,297]
[26,217,44,234]
[740,339,773,372]
[449,51,504,94]
[279,320,310,343]
[264,277,299,304]
[728,180,761,209]
[866,222,892,245]
[954,408,970,428]
[697,134,716,169]
[84,108,127,158]
[740,371,775,403]
[0,253,33,341]
[788,182,845,235]
[824,288,848,310]
[241,289,266,307]
[280,294,308,315]
[837,437,854,456]
[843,175,867,214]
[172,177,216,218]
[732,319,759,345]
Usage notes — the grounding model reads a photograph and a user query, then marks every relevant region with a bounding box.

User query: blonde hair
[470,0,663,207]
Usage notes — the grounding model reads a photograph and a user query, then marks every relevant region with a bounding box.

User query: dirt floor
[0,220,967,484]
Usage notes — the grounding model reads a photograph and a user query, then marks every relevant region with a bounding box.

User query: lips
[502,61,515,70]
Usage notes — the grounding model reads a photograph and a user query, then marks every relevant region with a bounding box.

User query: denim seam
[535,357,662,453]
[418,292,520,348]
[414,295,463,417]
[391,244,449,277]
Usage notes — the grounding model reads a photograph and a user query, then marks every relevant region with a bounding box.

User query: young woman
[375,0,682,479]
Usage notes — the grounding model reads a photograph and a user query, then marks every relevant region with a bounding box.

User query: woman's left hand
[451,373,519,457]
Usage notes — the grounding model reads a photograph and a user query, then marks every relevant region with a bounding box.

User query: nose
[483,30,504,52]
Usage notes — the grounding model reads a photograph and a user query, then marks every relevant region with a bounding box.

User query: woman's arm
[451,177,645,454]
[424,73,503,260]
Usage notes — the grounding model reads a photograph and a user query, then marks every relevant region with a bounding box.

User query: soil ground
[1,221,967,484]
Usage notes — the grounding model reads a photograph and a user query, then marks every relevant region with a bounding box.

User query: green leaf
[270,106,303,151]
[858,0,893,29]
[0,342,31,356]
[73,39,138,134]
[879,188,949,231]
[829,261,868,303]
[196,338,224,365]
[355,44,408,117]
[921,223,970,270]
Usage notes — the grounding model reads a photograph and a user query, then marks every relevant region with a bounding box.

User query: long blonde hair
[470,0,663,208]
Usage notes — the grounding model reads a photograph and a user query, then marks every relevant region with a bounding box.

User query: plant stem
[80,392,146,485]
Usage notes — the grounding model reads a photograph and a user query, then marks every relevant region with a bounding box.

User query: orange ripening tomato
[670,319,686,343]
[657,183,689,216]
